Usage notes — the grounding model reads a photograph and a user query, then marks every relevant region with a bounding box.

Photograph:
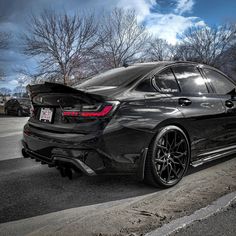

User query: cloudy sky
[0,0,236,90]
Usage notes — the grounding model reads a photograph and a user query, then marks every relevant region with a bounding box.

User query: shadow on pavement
[0,155,234,224]
[0,158,157,223]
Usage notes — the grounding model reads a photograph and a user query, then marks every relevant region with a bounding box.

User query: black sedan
[5,98,31,116]
[22,61,236,187]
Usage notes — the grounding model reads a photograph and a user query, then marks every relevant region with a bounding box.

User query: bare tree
[95,8,149,71]
[176,24,236,67]
[0,30,10,81]
[23,10,98,85]
[145,37,174,61]
[0,87,11,96]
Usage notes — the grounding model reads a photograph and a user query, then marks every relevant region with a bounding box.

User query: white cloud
[9,79,18,86]
[175,0,195,15]
[117,0,156,22]
[116,0,205,45]
[146,13,205,44]
[195,20,206,27]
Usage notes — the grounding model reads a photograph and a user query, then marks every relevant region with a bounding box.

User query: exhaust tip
[59,167,66,177]
[65,168,73,180]
[58,167,73,180]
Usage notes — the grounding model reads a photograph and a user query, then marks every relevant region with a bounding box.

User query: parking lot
[0,116,235,235]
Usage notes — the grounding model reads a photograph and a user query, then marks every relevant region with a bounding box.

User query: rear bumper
[22,121,149,178]
[22,140,97,176]
[22,123,107,175]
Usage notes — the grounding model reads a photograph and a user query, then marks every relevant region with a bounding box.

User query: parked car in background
[22,61,236,188]
[5,98,31,116]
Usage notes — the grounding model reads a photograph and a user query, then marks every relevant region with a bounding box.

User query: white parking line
[0,131,22,138]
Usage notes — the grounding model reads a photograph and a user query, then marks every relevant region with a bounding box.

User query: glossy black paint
[22,61,236,179]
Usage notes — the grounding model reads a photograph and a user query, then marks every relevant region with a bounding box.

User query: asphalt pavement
[0,116,156,223]
[0,158,156,223]
[0,116,28,161]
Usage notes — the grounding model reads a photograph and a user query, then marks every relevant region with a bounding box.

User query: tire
[5,108,9,115]
[17,109,22,117]
[144,125,190,188]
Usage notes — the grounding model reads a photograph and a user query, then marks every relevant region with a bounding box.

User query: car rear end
[22,64,162,178]
[22,82,120,176]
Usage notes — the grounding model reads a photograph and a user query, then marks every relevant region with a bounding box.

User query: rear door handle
[178,98,192,106]
[225,100,234,108]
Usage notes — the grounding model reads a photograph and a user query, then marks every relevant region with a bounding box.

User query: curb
[145,191,236,236]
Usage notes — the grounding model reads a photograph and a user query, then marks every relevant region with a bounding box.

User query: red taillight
[62,105,114,117]
[63,111,80,117]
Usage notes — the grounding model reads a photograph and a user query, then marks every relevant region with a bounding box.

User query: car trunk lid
[27,82,117,133]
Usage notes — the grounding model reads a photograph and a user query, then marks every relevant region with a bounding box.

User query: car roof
[130,61,228,76]
[132,61,205,68]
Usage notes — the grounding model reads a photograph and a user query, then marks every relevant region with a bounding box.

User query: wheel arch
[151,120,191,152]
[137,120,191,183]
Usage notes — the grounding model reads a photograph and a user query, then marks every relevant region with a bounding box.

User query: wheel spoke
[160,163,168,174]
[165,132,171,149]
[174,158,185,168]
[173,151,187,159]
[170,159,180,165]
[154,158,165,164]
[171,167,179,179]
[170,131,177,148]
[166,165,171,182]
[156,144,168,151]
[174,139,184,150]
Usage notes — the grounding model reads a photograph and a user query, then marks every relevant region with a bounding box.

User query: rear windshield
[76,66,157,89]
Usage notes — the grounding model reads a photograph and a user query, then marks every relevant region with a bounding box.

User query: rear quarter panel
[102,91,185,164]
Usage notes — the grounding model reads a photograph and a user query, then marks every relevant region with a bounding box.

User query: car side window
[203,69,235,95]
[172,65,208,94]
[154,68,180,93]
[135,78,156,92]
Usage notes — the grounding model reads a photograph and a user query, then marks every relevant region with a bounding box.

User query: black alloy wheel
[145,125,190,188]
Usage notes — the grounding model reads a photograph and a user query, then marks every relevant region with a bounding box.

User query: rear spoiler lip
[27,82,106,103]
